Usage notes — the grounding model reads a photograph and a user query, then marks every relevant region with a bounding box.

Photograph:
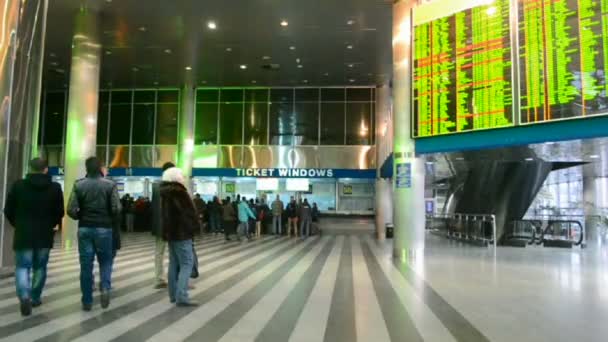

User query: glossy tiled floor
[0,219,606,341]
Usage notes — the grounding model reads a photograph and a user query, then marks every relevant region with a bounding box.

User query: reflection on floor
[0,218,605,342]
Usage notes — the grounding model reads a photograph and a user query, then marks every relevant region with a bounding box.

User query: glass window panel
[97,102,109,145]
[219,103,243,144]
[295,88,319,102]
[320,103,345,145]
[269,102,294,145]
[245,89,269,102]
[270,102,318,145]
[134,90,155,103]
[99,91,109,105]
[294,103,319,145]
[156,103,179,144]
[244,102,268,145]
[195,103,219,144]
[371,102,376,145]
[321,88,345,102]
[43,92,66,145]
[346,102,371,145]
[347,88,372,102]
[132,104,155,144]
[197,89,219,102]
[157,90,179,103]
[109,104,132,145]
[270,88,293,103]
[220,89,244,103]
[111,90,132,103]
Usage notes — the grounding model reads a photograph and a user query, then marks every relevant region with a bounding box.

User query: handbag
[190,241,199,279]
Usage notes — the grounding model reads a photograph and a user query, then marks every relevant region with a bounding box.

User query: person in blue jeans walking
[67,157,121,312]
[3,158,64,316]
[237,197,256,241]
[159,167,199,307]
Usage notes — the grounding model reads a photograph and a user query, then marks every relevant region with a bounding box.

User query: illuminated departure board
[519,0,608,123]
[413,0,513,137]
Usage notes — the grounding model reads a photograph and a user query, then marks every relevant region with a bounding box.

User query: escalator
[502,219,584,248]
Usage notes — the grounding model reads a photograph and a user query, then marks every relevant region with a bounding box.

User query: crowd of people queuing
[193,193,320,241]
[2,157,321,317]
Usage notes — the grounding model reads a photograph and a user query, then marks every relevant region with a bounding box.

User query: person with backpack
[299,199,313,238]
[271,195,284,236]
[222,197,237,241]
[3,158,64,316]
[286,197,299,238]
[255,198,270,237]
[237,197,256,241]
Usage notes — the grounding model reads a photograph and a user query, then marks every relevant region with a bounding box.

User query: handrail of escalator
[543,220,584,246]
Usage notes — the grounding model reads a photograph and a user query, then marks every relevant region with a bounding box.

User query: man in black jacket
[3,158,64,316]
[67,157,121,311]
[150,162,175,289]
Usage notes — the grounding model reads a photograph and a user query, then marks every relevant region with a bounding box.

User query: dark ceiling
[43,0,394,89]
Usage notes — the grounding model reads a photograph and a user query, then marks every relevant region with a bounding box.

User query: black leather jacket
[67,175,121,229]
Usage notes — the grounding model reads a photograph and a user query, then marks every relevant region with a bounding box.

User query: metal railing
[505,218,587,247]
[426,213,497,248]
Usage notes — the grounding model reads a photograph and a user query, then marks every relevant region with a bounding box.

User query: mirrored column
[392,0,426,259]
[62,8,101,249]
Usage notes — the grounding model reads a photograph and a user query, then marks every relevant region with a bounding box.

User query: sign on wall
[395,163,412,189]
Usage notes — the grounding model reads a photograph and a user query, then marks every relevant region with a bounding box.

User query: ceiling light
[590,155,600,159]
[289,46,296,50]
[153,81,159,86]
[349,79,356,83]
[296,58,301,63]
[262,55,271,60]
[49,53,56,57]
[303,80,308,84]
[297,64,303,68]
[105,50,112,55]
[201,80,207,84]
[324,72,329,76]
[138,26,147,32]
[525,158,534,161]
[486,6,497,16]
[455,157,465,161]
[207,21,217,30]
[348,64,354,68]
[105,0,112,2]
[280,20,289,27]
[240,64,247,69]
[185,66,192,71]
[251,80,257,84]
[347,19,355,25]
[50,61,58,66]
[164,49,172,54]
[132,67,138,72]
[347,45,353,49]
[226,47,232,52]
[55,68,65,73]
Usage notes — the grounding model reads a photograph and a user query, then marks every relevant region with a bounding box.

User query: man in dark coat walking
[151,162,175,289]
[3,158,64,316]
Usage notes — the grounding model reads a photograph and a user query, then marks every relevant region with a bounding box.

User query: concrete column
[62,8,101,250]
[0,0,49,270]
[177,82,195,193]
[583,163,602,249]
[392,0,426,259]
[375,85,393,240]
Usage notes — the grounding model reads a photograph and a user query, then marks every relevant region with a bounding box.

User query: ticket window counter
[337,179,375,215]
[212,177,337,212]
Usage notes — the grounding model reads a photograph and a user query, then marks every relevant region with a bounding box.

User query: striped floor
[0,233,487,342]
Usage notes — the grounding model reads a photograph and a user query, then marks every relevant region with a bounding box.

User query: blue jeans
[168,240,194,304]
[238,221,250,239]
[210,214,221,233]
[78,227,113,306]
[273,215,282,235]
[15,249,50,303]
[300,218,311,237]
